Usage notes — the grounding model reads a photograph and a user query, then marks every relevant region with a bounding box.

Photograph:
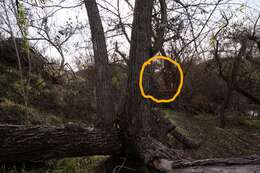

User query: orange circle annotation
[139,55,184,103]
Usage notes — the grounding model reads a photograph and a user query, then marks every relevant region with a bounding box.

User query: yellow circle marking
[139,55,184,103]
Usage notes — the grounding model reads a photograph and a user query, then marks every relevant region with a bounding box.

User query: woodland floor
[0,63,260,172]
[165,110,260,159]
[1,110,259,173]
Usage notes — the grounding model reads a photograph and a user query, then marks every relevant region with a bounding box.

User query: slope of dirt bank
[165,110,260,159]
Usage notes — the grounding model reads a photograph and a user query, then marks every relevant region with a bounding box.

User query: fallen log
[171,155,260,168]
[169,165,260,173]
[153,155,260,172]
[0,124,122,163]
[1,123,260,173]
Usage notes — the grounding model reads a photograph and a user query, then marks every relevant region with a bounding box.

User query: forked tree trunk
[119,0,184,165]
[120,0,153,142]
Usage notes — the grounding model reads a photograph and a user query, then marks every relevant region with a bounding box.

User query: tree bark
[84,0,115,127]
[169,165,260,173]
[121,0,154,136]
[0,124,121,163]
[119,0,154,158]
[0,123,259,172]
[171,155,260,168]
[216,40,247,128]
[153,155,260,172]
[119,0,185,164]
[218,83,232,128]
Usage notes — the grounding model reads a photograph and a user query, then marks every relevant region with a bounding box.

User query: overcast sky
[24,0,260,69]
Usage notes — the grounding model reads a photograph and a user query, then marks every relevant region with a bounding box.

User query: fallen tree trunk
[153,155,260,172]
[169,165,260,173]
[0,123,260,173]
[0,124,121,163]
[172,155,260,168]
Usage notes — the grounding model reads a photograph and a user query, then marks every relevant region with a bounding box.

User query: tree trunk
[153,155,260,172]
[85,0,115,127]
[218,40,247,128]
[0,123,259,172]
[0,124,121,162]
[169,165,260,173]
[121,0,153,137]
[119,0,184,165]
[119,0,154,159]
[219,83,232,128]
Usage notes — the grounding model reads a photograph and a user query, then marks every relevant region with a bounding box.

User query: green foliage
[0,60,97,124]
[17,3,29,50]
[235,116,260,129]
[111,65,127,90]
[0,63,66,125]
[238,4,245,13]
[0,64,23,101]
[52,158,80,173]
[0,156,107,173]
[35,78,46,89]
[209,35,217,47]
[0,64,48,103]
[0,98,62,125]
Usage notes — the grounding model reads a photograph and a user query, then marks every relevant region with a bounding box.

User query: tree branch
[152,0,167,54]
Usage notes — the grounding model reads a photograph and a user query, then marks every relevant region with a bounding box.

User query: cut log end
[152,158,174,172]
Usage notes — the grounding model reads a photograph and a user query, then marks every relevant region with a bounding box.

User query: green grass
[0,156,108,173]
[0,98,62,125]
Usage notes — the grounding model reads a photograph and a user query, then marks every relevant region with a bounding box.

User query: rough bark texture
[121,0,153,136]
[171,155,260,168]
[84,0,115,127]
[119,0,154,160]
[0,123,260,172]
[169,165,260,173]
[220,40,247,128]
[153,156,260,172]
[119,0,185,164]
[0,124,121,163]
[218,82,232,128]
[215,39,249,128]
[152,0,167,54]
